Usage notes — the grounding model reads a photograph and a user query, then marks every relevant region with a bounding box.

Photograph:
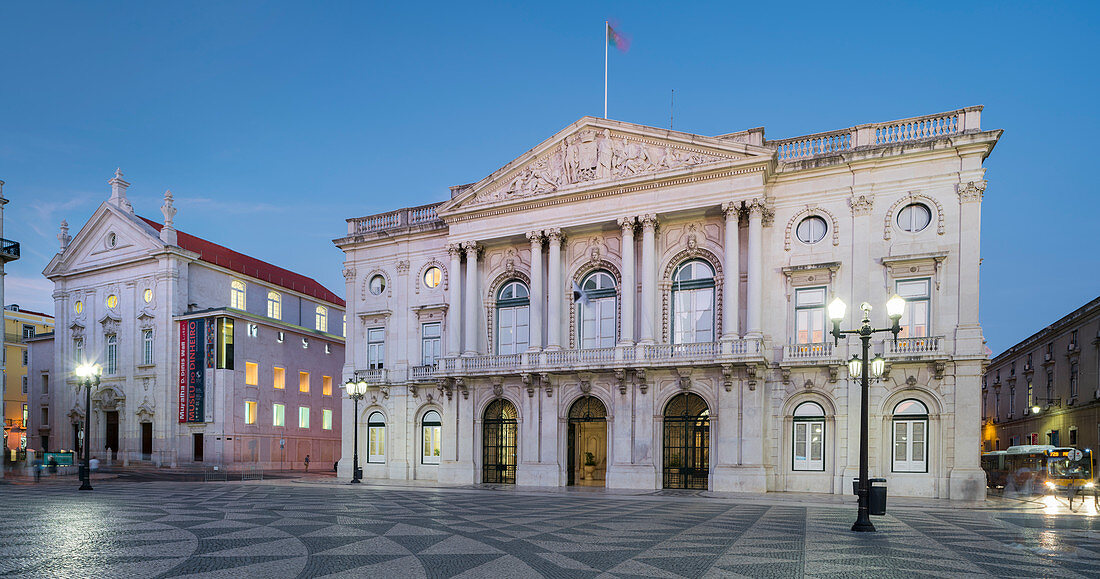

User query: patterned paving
[1,480,1099,578]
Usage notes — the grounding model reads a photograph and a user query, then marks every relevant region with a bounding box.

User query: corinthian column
[463,241,479,356]
[447,243,463,356]
[746,200,764,338]
[639,214,658,344]
[527,231,544,351]
[546,228,563,349]
[617,217,636,344]
[721,203,740,341]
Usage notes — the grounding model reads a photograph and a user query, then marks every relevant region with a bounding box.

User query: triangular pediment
[438,117,774,215]
[43,202,169,278]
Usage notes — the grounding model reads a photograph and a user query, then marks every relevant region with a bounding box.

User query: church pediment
[439,117,773,215]
[43,202,166,279]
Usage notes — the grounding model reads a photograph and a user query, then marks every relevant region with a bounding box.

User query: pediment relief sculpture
[471,130,737,206]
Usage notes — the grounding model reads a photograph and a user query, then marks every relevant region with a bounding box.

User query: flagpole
[604,21,608,119]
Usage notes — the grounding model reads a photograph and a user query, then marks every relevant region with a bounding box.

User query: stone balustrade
[770,106,983,161]
[348,202,443,234]
[360,368,387,383]
[783,342,836,363]
[409,364,437,381]
[885,336,945,357]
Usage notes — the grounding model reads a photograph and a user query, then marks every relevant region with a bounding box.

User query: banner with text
[178,319,206,423]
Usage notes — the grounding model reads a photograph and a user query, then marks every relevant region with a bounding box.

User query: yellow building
[4,305,54,460]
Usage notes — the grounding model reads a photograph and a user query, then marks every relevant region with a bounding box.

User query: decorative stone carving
[850,193,874,216]
[803,379,815,390]
[636,369,648,395]
[446,243,463,258]
[957,180,986,203]
[409,384,418,398]
[99,314,121,335]
[746,365,759,391]
[781,368,791,384]
[579,380,592,394]
[161,190,177,227]
[58,220,71,252]
[617,216,636,233]
[615,369,627,395]
[721,365,734,392]
[828,366,838,383]
[523,374,536,398]
[933,361,946,380]
[906,375,918,387]
[492,382,504,398]
[395,260,410,273]
[456,378,469,400]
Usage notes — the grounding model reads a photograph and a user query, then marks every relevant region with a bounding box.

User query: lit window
[143,288,153,303]
[106,334,118,375]
[106,294,118,309]
[299,371,310,393]
[299,407,310,428]
[274,367,285,389]
[368,328,385,369]
[421,323,442,366]
[245,401,257,425]
[369,275,385,295]
[142,329,154,365]
[796,216,828,244]
[672,260,715,344]
[342,314,346,337]
[322,376,332,396]
[793,402,825,471]
[322,409,333,430]
[267,291,281,319]
[74,300,84,315]
[424,267,442,289]
[892,399,928,473]
[216,318,234,369]
[230,280,246,310]
[247,323,258,337]
[794,287,826,345]
[273,403,285,427]
[896,279,930,338]
[368,412,385,463]
[245,362,258,386]
[496,281,530,354]
[578,271,616,349]
[316,306,328,332]
[422,410,441,464]
[23,325,35,340]
[897,203,932,233]
[73,338,84,365]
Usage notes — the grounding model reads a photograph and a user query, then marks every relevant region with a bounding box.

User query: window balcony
[884,336,945,359]
[409,365,437,382]
[0,238,19,262]
[782,342,837,365]
[360,368,387,384]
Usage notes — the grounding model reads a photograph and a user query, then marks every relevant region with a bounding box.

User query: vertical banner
[178,319,206,423]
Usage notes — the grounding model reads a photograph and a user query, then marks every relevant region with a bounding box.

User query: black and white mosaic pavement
[2,479,1099,578]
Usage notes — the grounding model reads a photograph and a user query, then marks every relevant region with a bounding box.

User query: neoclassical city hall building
[335,107,999,499]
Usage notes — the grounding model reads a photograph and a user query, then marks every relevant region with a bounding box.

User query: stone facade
[39,173,345,468]
[3,306,54,457]
[335,108,999,499]
[982,296,1100,453]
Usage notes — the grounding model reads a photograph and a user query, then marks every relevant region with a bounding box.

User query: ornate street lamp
[74,363,101,491]
[344,378,369,483]
[1030,398,1061,414]
[829,295,904,532]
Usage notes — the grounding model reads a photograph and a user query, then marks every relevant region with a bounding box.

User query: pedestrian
[90,456,100,471]
[304,454,310,472]
[33,457,42,483]
[47,456,57,476]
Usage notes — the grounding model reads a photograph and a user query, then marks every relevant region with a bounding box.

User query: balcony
[0,238,19,262]
[360,368,387,383]
[347,203,443,235]
[437,339,764,377]
[884,336,945,359]
[409,365,437,382]
[782,342,837,365]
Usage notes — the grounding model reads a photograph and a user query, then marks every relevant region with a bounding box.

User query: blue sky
[1,1,1097,354]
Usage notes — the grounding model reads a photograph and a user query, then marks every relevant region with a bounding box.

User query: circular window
[106,233,117,248]
[369,275,386,295]
[796,216,828,244]
[106,294,118,309]
[897,203,932,233]
[74,300,84,315]
[143,288,153,303]
[423,267,442,289]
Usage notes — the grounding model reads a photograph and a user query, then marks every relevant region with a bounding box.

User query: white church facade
[335,107,999,499]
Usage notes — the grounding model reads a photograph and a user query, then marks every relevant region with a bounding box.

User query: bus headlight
[1045,481,1057,490]
[1086,482,1096,489]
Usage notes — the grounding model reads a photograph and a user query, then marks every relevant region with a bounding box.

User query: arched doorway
[567,396,607,486]
[482,399,517,484]
[663,393,710,489]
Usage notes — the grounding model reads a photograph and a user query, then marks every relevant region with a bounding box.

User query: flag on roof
[608,23,630,52]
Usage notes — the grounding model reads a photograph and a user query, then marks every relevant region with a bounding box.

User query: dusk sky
[1,1,1096,354]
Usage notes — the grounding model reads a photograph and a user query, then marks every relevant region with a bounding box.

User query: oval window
[74,300,84,315]
[106,294,118,309]
[796,216,828,244]
[423,267,442,289]
[143,288,153,303]
[369,275,386,295]
[106,232,117,248]
[897,203,932,232]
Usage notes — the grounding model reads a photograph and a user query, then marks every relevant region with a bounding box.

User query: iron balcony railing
[0,238,19,261]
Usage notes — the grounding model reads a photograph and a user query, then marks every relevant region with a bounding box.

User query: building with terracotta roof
[32,171,344,469]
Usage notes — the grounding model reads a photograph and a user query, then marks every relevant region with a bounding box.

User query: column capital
[526,230,544,243]
[721,202,741,221]
[747,197,767,217]
[446,243,464,257]
[640,214,659,230]
[462,240,480,256]
[957,180,986,203]
[546,228,564,244]
[617,216,636,233]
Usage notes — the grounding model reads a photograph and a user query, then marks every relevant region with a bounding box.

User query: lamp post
[344,378,368,484]
[828,295,905,532]
[1030,398,1061,414]
[75,363,101,491]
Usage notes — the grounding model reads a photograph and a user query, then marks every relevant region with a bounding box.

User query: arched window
[367,412,386,463]
[671,260,715,344]
[422,410,441,464]
[230,280,246,310]
[315,305,328,332]
[578,271,616,348]
[267,291,282,320]
[792,402,825,471]
[496,281,530,354]
[892,399,929,473]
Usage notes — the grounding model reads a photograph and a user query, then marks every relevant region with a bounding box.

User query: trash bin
[868,478,887,515]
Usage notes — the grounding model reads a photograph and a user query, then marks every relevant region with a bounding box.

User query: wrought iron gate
[482,399,517,484]
[567,396,607,486]
[662,393,710,489]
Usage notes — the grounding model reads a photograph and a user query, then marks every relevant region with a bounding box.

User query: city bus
[985,445,1095,502]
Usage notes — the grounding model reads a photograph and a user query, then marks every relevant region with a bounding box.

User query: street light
[829,295,904,532]
[1030,398,1061,414]
[74,363,101,491]
[344,378,369,484]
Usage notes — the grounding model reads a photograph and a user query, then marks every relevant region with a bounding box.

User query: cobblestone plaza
[2,479,1099,578]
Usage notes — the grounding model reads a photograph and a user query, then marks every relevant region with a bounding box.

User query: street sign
[1069,449,1083,461]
